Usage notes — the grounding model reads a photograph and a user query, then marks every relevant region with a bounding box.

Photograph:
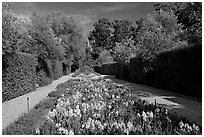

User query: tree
[98,50,114,65]
[154,2,202,45]
[136,10,187,72]
[113,37,137,64]
[48,12,87,65]
[112,19,133,43]
[88,18,112,54]
[2,3,21,55]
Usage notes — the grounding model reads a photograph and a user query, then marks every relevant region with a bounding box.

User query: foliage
[36,69,52,87]
[154,45,202,98]
[2,3,21,55]
[88,18,113,54]
[36,74,201,135]
[2,52,36,102]
[112,20,134,43]
[113,37,137,64]
[135,10,187,72]
[154,2,202,45]
[98,50,114,65]
[88,18,136,62]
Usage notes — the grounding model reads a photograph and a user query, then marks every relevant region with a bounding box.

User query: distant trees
[2,3,21,55]
[88,18,136,64]
[88,2,200,70]
[154,2,202,45]
[88,18,112,55]
[2,3,87,67]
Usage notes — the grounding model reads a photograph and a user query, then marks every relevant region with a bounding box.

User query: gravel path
[2,73,75,129]
[104,75,202,126]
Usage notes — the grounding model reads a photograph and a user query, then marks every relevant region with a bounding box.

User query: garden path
[103,75,202,126]
[2,73,75,130]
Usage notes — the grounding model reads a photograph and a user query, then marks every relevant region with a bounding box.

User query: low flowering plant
[37,73,201,135]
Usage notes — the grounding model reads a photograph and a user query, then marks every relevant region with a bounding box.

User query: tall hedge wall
[2,52,36,102]
[129,56,146,83]
[36,58,52,87]
[51,60,63,80]
[155,45,202,98]
[95,45,201,99]
[115,63,129,80]
[101,62,117,75]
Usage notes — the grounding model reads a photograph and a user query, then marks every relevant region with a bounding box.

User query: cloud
[70,14,93,25]
[85,3,135,13]
[102,4,131,12]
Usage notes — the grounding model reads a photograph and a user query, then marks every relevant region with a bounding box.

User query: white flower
[193,124,199,131]
[127,122,134,131]
[69,129,74,135]
[56,123,61,128]
[179,121,184,128]
[137,113,141,117]
[69,108,74,116]
[35,128,40,134]
[142,111,147,121]
[146,111,153,119]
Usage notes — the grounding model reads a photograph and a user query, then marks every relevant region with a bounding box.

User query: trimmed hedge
[101,62,117,75]
[129,56,146,83]
[154,45,202,98]
[36,58,52,87]
[2,52,36,102]
[36,70,52,87]
[51,60,63,80]
[115,63,129,80]
[95,45,201,99]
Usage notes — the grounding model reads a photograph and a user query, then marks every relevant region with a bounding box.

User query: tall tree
[2,3,21,55]
[89,18,112,54]
[154,2,202,45]
[136,10,187,72]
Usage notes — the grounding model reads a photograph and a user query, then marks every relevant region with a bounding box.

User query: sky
[7,2,156,37]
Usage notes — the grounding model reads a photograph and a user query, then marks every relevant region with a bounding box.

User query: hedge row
[154,45,202,98]
[2,52,36,102]
[2,52,72,102]
[36,58,71,87]
[95,45,202,99]
[94,62,117,75]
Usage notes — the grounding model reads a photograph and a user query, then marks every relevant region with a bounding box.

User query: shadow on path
[103,75,202,126]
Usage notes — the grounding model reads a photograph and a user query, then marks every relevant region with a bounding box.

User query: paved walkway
[2,73,75,129]
[104,75,202,126]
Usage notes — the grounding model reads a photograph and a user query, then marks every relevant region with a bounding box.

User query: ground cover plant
[36,74,201,135]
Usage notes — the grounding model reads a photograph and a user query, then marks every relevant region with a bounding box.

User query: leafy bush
[2,52,36,102]
[36,70,52,87]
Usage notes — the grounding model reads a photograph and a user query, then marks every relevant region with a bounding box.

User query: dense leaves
[2,3,21,55]
[154,2,202,45]
[3,3,87,67]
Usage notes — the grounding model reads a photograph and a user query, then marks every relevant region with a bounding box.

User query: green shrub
[2,52,36,102]
[51,60,63,80]
[36,70,52,87]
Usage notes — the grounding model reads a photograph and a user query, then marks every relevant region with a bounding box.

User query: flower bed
[37,74,201,135]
